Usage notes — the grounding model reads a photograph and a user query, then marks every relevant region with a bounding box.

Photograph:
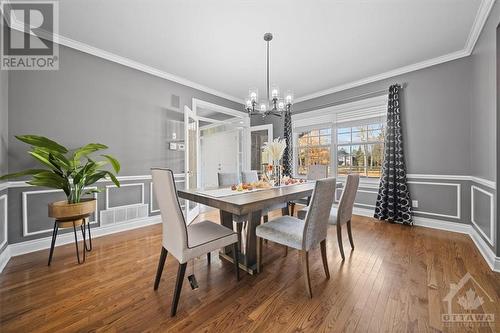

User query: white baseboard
[0,246,11,273]
[352,208,500,273]
[0,215,162,272]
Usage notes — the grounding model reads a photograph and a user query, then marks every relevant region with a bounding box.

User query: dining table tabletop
[177,181,315,274]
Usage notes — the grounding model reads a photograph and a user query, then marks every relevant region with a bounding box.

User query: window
[292,95,387,180]
[296,128,331,175]
[336,122,385,178]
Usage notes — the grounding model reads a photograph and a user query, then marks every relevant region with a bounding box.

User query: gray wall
[469,2,499,255]
[8,44,242,176]
[293,56,473,176]
[471,3,499,182]
[5,44,240,245]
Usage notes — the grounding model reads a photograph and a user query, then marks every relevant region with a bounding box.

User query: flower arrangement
[263,138,287,163]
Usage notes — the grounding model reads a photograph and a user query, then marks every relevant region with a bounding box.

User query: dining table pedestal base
[219,209,262,275]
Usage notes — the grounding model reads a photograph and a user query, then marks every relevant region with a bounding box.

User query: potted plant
[0,135,120,221]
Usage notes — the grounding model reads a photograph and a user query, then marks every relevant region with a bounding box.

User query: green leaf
[101,154,120,173]
[16,135,68,153]
[104,171,120,188]
[28,151,59,171]
[48,151,71,171]
[72,143,108,163]
[27,171,67,189]
[83,171,107,186]
[0,169,47,180]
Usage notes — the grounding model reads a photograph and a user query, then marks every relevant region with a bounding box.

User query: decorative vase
[272,161,282,186]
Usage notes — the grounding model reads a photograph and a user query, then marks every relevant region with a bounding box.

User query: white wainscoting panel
[471,185,495,246]
[0,194,7,250]
[105,183,145,210]
[22,189,98,237]
[407,181,461,219]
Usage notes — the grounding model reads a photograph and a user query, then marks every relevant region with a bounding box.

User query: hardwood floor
[1,210,499,332]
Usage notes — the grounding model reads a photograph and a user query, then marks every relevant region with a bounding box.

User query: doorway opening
[250,124,273,175]
[191,99,250,214]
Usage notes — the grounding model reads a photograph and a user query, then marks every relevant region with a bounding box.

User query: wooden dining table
[177,182,315,274]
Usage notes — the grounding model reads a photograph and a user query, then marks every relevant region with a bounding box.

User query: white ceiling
[57,0,490,103]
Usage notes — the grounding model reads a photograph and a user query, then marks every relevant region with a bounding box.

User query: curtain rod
[294,82,407,114]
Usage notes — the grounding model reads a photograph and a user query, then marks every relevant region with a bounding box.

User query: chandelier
[245,33,293,117]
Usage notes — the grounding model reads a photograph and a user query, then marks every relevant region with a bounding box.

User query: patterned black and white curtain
[282,110,293,177]
[374,84,413,225]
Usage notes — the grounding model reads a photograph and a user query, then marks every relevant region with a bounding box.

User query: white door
[184,105,200,224]
[201,127,239,188]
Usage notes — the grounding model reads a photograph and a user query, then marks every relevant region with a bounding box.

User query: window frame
[294,126,334,177]
[291,95,388,184]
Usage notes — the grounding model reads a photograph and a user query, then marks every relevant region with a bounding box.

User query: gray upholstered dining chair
[289,164,329,216]
[218,172,239,187]
[297,173,359,260]
[256,177,336,298]
[152,168,240,317]
[241,170,259,183]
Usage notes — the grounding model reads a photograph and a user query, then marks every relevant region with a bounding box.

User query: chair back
[241,170,259,183]
[337,174,360,225]
[151,168,188,260]
[302,177,336,250]
[217,172,239,187]
[307,164,328,180]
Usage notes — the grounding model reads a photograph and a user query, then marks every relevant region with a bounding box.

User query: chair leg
[232,243,240,281]
[171,262,187,317]
[290,202,295,216]
[281,206,289,216]
[337,223,345,260]
[207,252,211,265]
[347,220,354,250]
[154,247,168,290]
[301,250,312,298]
[47,222,58,266]
[320,240,330,279]
[257,236,262,273]
[283,245,288,257]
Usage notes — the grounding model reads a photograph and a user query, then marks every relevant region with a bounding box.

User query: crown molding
[464,0,496,54]
[57,35,244,104]
[294,49,469,103]
[5,22,243,104]
[294,0,495,103]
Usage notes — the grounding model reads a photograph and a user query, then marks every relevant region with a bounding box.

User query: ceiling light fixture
[245,33,293,117]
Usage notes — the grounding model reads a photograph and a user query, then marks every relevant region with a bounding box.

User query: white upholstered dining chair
[297,173,359,260]
[256,177,336,298]
[152,168,240,316]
